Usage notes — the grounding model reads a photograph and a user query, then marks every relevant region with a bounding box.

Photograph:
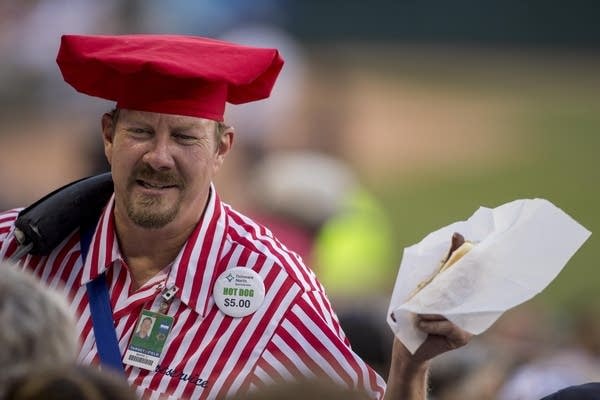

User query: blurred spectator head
[0,263,78,394]
[232,378,370,400]
[570,304,600,357]
[483,302,561,362]
[4,365,137,400]
[249,150,358,232]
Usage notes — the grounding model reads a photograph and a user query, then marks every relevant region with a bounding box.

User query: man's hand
[384,314,472,400]
[409,314,473,363]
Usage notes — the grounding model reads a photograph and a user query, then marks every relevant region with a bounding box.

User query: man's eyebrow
[171,122,209,131]
[121,118,154,128]
[170,123,213,136]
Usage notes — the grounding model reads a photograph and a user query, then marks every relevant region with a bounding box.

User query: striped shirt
[0,187,386,399]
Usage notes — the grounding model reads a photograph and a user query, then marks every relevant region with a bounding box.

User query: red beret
[56,34,284,121]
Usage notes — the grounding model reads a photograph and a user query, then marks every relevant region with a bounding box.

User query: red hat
[56,34,284,121]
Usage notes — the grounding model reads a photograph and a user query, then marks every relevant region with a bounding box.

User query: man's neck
[114,215,198,290]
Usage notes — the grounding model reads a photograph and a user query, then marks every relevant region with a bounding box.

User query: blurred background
[1,1,599,398]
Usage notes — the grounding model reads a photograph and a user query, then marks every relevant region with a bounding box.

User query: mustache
[131,164,183,186]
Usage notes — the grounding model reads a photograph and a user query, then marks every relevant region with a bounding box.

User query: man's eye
[127,127,151,135]
[173,133,198,143]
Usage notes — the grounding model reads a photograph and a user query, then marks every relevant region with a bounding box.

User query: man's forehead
[119,109,217,128]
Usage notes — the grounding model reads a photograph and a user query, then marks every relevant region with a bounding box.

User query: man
[0,34,471,399]
[134,317,154,340]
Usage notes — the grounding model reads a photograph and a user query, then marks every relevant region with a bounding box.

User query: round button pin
[213,267,265,318]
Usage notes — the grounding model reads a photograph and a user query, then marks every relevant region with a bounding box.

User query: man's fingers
[391,314,474,365]
[415,315,473,348]
[416,314,445,321]
[416,317,455,335]
[391,314,475,364]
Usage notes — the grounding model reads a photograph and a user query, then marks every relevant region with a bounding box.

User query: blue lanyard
[81,224,125,374]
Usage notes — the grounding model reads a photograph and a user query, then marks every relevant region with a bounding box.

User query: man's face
[102,109,232,229]
[140,318,152,335]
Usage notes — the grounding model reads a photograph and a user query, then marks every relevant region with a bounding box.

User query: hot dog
[390,232,475,322]
[407,232,474,300]
[440,232,475,272]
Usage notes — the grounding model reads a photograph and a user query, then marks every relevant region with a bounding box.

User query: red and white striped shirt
[0,187,386,399]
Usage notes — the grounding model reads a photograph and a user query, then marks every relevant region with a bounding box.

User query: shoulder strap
[15,173,113,256]
[81,223,125,374]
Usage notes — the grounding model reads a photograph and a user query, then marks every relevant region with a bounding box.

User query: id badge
[124,309,174,370]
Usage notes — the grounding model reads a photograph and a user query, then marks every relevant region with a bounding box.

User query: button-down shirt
[0,187,386,399]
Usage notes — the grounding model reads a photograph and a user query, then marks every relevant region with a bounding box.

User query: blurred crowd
[1,1,599,399]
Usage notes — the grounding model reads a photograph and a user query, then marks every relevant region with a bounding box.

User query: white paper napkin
[387,198,592,354]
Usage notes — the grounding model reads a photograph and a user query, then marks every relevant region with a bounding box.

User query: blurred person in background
[232,378,370,400]
[495,304,600,400]
[0,262,78,396]
[247,150,395,377]
[428,303,600,400]
[1,33,472,399]
[0,0,120,115]
[221,24,308,160]
[427,304,553,400]
[217,23,309,212]
[312,177,397,377]
[4,365,138,400]
[246,150,357,262]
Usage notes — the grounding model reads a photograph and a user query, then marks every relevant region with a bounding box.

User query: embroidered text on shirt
[154,364,209,388]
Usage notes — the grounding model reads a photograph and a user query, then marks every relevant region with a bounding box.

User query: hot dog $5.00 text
[222,287,254,308]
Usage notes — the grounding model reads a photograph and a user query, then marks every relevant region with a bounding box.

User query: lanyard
[81,223,125,374]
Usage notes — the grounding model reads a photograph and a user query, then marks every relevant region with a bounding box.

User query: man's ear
[213,126,235,172]
[101,113,115,164]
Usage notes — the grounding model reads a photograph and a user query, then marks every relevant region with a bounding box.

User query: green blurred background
[366,51,600,312]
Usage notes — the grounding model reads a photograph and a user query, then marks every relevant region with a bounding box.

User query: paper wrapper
[387,198,591,354]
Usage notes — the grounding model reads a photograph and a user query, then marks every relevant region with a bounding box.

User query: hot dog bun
[439,240,475,273]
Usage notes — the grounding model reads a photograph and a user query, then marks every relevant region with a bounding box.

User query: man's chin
[128,207,177,229]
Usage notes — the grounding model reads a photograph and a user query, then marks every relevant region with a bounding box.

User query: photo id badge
[124,309,174,371]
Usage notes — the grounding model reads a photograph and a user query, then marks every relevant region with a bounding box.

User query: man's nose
[142,136,175,170]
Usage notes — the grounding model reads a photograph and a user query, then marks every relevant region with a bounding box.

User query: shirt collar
[80,184,228,317]
[80,194,120,284]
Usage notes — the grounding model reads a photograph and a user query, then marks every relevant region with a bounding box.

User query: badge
[124,309,174,371]
[213,267,265,318]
